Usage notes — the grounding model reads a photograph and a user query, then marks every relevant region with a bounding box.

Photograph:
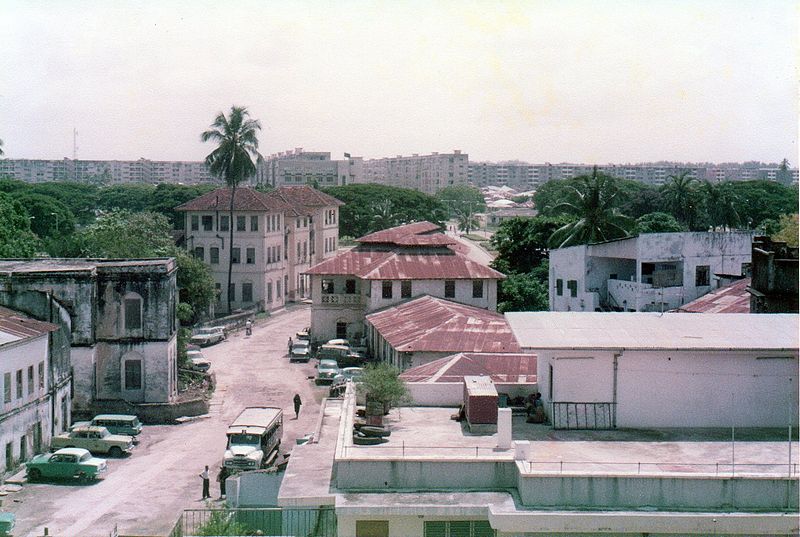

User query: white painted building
[506,312,799,429]
[256,148,363,188]
[362,151,468,194]
[0,307,60,477]
[549,231,755,312]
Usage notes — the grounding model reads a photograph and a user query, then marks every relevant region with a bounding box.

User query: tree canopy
[0,192,40,257]
[635,212,685,234]
[490,215,572,274]
[436,185,486,218]
[358,362,410,410]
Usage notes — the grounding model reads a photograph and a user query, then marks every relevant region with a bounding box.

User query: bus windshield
[229,433,261,446]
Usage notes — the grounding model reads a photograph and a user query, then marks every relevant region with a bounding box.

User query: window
[267,282,273,303]
[19,436,25,462]
[695,265,710,286]
[382,281,393,299]
[297,242,301,259]
[15,370,21,399]
[194,246,204,261]
[38,362,44,390]
[336,322,347,340]
[214,283,222,302]
[5,442,11,471]
[4,372,10,403]
[210,247,219,264]
[246,247,255,264]
[242,283,253,303]
[202,215,213,231]
[219,215,230,232]
[444,280,455,298]
[741,262,752,276]
[237,216,246,231]
[276,280,281,299]
[567,280,578,297]
[250,216,258,231]
[124,296,142,330]
[231,247,241,264]
[228,283,236,302]
[556,279,563,296]
[401,280,411,298]
[345,279,356,294]
[302,241,307,260]
[355,520,389,537]
[322,279,334,294]
[27,366,33,395]
[424,521,494,537]
[473,280,484,298]
[124,360,142,390]
[191,215,199,231]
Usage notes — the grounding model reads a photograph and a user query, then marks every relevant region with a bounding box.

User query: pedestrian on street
[288,337,293,354]
[199,465,210,499]
[293,393,302,419]
[217,465,229,499]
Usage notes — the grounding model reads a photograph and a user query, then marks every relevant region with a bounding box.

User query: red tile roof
[0,306,59,343]
[676,278,751,313]
[400,352,537,384]
[267,186,344,214]
[305,248,504,280]
[175,185,340,214]
[358,222,443,244]
[366,296,520,353]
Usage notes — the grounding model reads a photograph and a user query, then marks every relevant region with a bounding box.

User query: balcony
[320,293,363,306]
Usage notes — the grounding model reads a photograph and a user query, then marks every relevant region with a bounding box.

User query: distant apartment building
[255,148,363,188]
[362,150,468,194]
[177,186,342,313]
[0,158,215,184]
[468,161,799,189]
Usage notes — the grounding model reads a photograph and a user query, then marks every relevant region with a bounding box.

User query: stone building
[0,258,178,415]
[749,236,799,313]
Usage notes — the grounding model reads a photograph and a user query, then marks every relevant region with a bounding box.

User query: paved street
[5,305,319,537]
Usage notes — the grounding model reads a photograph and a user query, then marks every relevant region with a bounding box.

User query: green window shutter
[424,521,447,537]
[472,521,495,537]
[448,521,471,537]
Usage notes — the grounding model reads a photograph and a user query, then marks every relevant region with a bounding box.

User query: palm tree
[661,171,700,229]
[201,106,261,313]
[548,167,633,248]
[702,181,740,231]
[456,210,479,234]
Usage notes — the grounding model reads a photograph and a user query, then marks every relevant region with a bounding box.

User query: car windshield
[79,452,92,462]
[229,433,260,446]
[197,328,220,335]
[319,360,338,369]
[98,429,110,437]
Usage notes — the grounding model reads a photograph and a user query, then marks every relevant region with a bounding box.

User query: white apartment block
[549,231,755,312]
[0,158,214,184]
[177,186,342,313]
[362,151,468,194]
[256,148,363,188]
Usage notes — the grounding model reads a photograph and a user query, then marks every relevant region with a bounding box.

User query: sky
[0,0,797,164]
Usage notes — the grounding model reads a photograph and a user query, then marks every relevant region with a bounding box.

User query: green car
[26,447,107,481]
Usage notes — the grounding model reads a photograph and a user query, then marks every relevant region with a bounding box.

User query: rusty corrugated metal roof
[400,352,537,384]
[176,187,292,213]
[358,222,442,244]
[676,278,751,313]
[366,296,520,353]
[266,186,344,213]
[0,306,59,347]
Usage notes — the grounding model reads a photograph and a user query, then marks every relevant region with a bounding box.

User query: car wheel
[28,468,42,481]
[109,446,123,457]
[78,472,88,482]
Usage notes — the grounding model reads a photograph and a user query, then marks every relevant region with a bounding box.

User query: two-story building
[549,231,755,312]
[304,222,504,343]
[176,186,342,312]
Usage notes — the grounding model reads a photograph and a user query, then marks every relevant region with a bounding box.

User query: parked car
[190,327,226,347]
[332,367,364,387]
[0,512,14,537]
[289,340,311,362]
[296,327,311,341]
[318,343,366,368]
[51,426,134,457]
[187,350,211,372]
[316,359,340,384]
[26,447,107,482]
[70,414,143,438]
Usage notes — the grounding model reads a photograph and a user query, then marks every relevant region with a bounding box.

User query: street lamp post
[50,212,59,234]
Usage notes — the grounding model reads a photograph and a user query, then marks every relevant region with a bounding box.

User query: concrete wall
[407,382,535,406]
[93,337,177,404]
[228,470,284,507]
[367,279,497,312]
[337,515,491,537]
[334,460,518,490]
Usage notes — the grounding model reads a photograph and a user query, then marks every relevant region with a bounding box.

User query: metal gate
[551,402,616,430]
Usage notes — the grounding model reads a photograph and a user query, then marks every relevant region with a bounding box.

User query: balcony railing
[320,293,363,306]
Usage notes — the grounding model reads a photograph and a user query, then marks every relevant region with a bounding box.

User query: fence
[169,507,336,537]
[551,401,616,429]
[521,460,800,478]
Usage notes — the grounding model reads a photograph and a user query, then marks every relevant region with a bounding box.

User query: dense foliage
[0,192,41,257]
[358,362,410,411]
[436,185,486,217]
[322,184,445,238]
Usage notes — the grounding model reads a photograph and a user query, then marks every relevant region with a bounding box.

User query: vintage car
[51,426,134,457]
[70,414,143,438]
[26,447,107,481]
[296,327,311,341]
[329,367,365,397]
[289,340,311,362]
[187,350,211,372]
[190,326,226,347]
[316,359,340,385]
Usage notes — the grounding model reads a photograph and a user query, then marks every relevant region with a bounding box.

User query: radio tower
[73,128,79,181]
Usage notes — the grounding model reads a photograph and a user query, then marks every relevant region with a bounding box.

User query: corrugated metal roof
[0,306,59,347]
[366,296,521,353]
[266,186,344,213]
[676,278,751,313]
[305,248,504,280]
[358,222,442,244]
[506,312,799,351]
[400,352,537,384]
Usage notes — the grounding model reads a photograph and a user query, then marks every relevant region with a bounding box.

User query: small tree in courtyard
[358,363,410,413]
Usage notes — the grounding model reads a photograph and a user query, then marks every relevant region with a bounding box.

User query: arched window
[122,353,143,391]
[124,292,142,331]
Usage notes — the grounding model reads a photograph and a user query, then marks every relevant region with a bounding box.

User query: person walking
[287,337,293,354]
[199,465,210,499]
[293,393,302,419]
[217,465,229,499]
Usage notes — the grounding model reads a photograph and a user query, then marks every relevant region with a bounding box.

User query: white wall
[407,382,536,406]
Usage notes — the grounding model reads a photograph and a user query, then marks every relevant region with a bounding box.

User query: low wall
[406,382,536,407]
[335,460,517,490]
[76,396,210,424]
[228,469,285,507]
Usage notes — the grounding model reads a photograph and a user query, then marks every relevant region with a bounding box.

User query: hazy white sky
[1,1,797,164]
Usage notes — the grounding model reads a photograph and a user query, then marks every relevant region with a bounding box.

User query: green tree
[9,192,76,239]
[147,183,216,229]
[660,171,701,229]
[201,105,262,313]
[358,363,410,412]
[455,210,480,234]
[0,192,40,257]
[547,168,633,248]
[728,180,798,229]
[615,179,661,219]
[80,210,174,258]
[175,250,216,322]
[772,214,799,247]
[701,181,740,231]
[490,215,572,274]
[0,178,28,193]
[497,272,549,313]
[635,212,685,234]
[436,185,486,218]
[96,184,157,213]
[28,182,99,225]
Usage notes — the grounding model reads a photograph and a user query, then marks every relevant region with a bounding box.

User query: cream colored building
[362,151,468,194]
[177,186,342,312]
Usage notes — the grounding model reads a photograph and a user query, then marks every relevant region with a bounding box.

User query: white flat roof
[505,312,799,351]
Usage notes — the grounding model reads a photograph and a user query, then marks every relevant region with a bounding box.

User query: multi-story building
[549,231,755,312]
[255,149,363,188]
[362,151,468,194]
[177,186,342,313]
[0,307,62,477]
[304,221,504,343]
[0,158,214,184]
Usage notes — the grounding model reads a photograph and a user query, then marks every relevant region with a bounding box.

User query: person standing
[288,337,293,354]
[217,465,229,499]
[199,465,210,499]
[293,393,302,419]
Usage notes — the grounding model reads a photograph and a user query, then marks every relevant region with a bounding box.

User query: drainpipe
[48,291,56,436]
[612,352,620,428]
